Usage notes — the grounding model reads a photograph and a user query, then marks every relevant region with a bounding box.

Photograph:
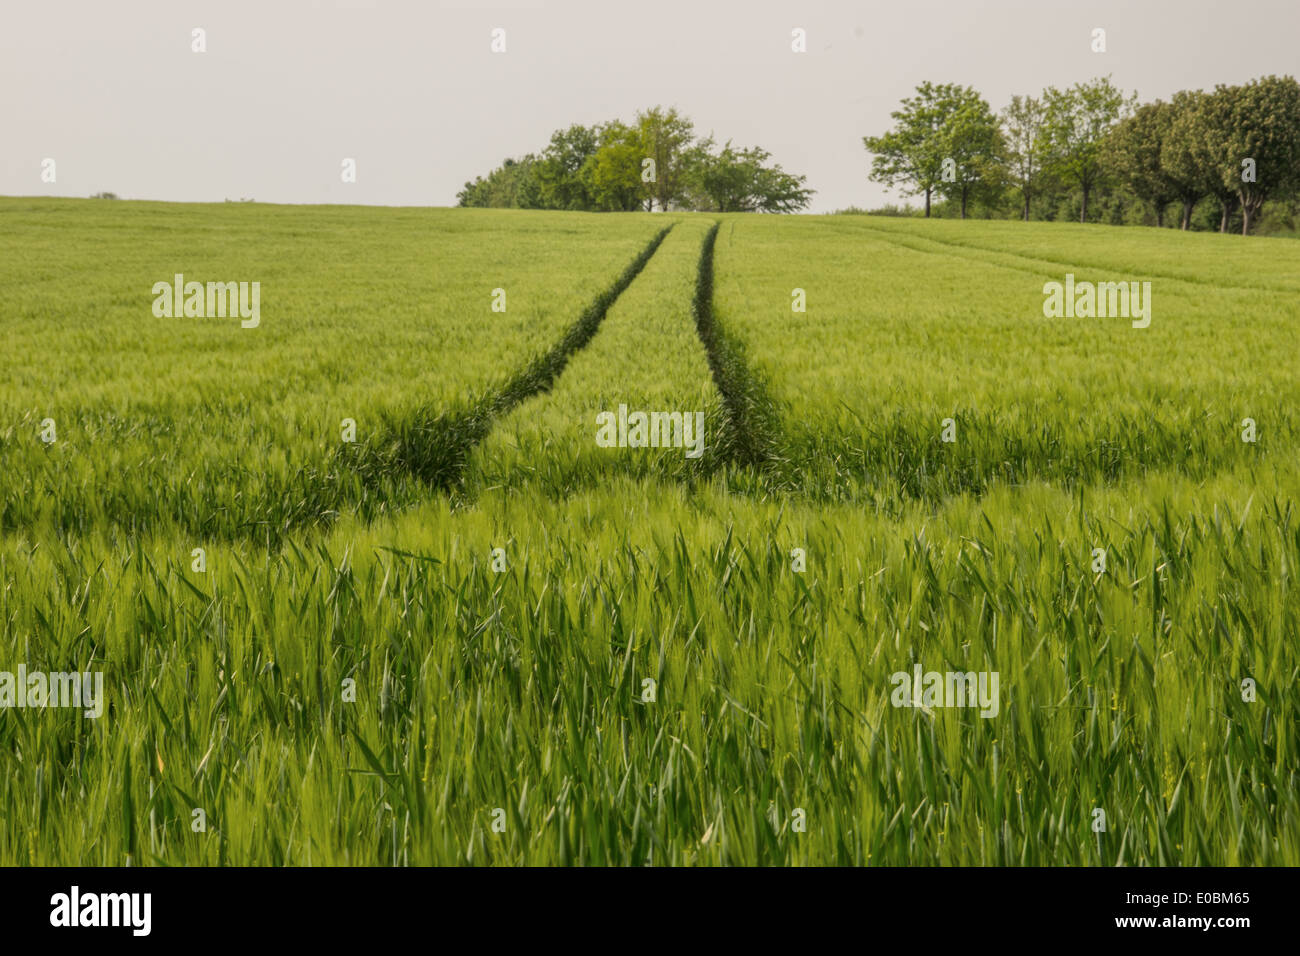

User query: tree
[1165,89,1240,232]
[935,90,1004,218]
[1106,101,1181,227]
[454,107,814,214]
[1001,95,1047,221]
[1209,76,1300,234]
[689,139,814,212]
[587,122,647,211]
[1157,92,1211,229]
[637,106,696,211]
[865,82,1002,219]
[456,155,542,208]
[534,123,601,210]
[864,81,961,217]
[752,156,816,213]
[1041,76,1134,222]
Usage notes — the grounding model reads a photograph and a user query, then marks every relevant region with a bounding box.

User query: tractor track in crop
[690,220,791,483]
[354,223,676,494]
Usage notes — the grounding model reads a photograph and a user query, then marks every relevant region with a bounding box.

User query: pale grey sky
[2,0,1296,212]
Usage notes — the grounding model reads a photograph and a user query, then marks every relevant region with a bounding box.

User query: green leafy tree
[1041,76,1134,222]
[864,81,969,217]
[456,155,542,208]
[1001,95,1048,221]
[1105,101,1182,227]
[751,156,815,213]
[1208,76,1300,234]
[587,122,647,211]
[636,106,696,211]
[457,107,815,214]
[534,123,601,210]
[1157,91,1212,229]
[1165,89,1240,232]
[689,139,814,212]
[936,91,1005,218]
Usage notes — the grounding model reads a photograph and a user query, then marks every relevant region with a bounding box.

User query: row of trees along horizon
[459,75,1300,237]
[863,74,1300,236]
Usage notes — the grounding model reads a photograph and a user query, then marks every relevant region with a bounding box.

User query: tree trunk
[1023,194,1030,221]
[1242,201,1256,235]
[1156,205,1164,228]
[1219,198,1231,232]
[960,186,968,220]
[924,188,931,218]
[1080,186,1089,223]
[1181,200,1193,230]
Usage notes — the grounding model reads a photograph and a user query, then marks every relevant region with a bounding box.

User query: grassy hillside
[0,198,1295,865]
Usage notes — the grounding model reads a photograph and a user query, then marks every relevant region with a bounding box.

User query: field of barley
[1,196,1297,865]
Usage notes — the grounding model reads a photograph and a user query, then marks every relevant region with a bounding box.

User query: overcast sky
[3,0,1297,213]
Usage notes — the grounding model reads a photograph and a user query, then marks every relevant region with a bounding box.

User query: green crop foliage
[0,199,664,543]
[1,199,1295,866]
[470,217,725,494]
[712,214,1300,501]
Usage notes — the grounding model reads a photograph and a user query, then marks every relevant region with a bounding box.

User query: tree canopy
[457,107,813,214]
[861,74,1300,234]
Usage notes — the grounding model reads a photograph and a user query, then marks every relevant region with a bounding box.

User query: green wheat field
[1,196,1297,865]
